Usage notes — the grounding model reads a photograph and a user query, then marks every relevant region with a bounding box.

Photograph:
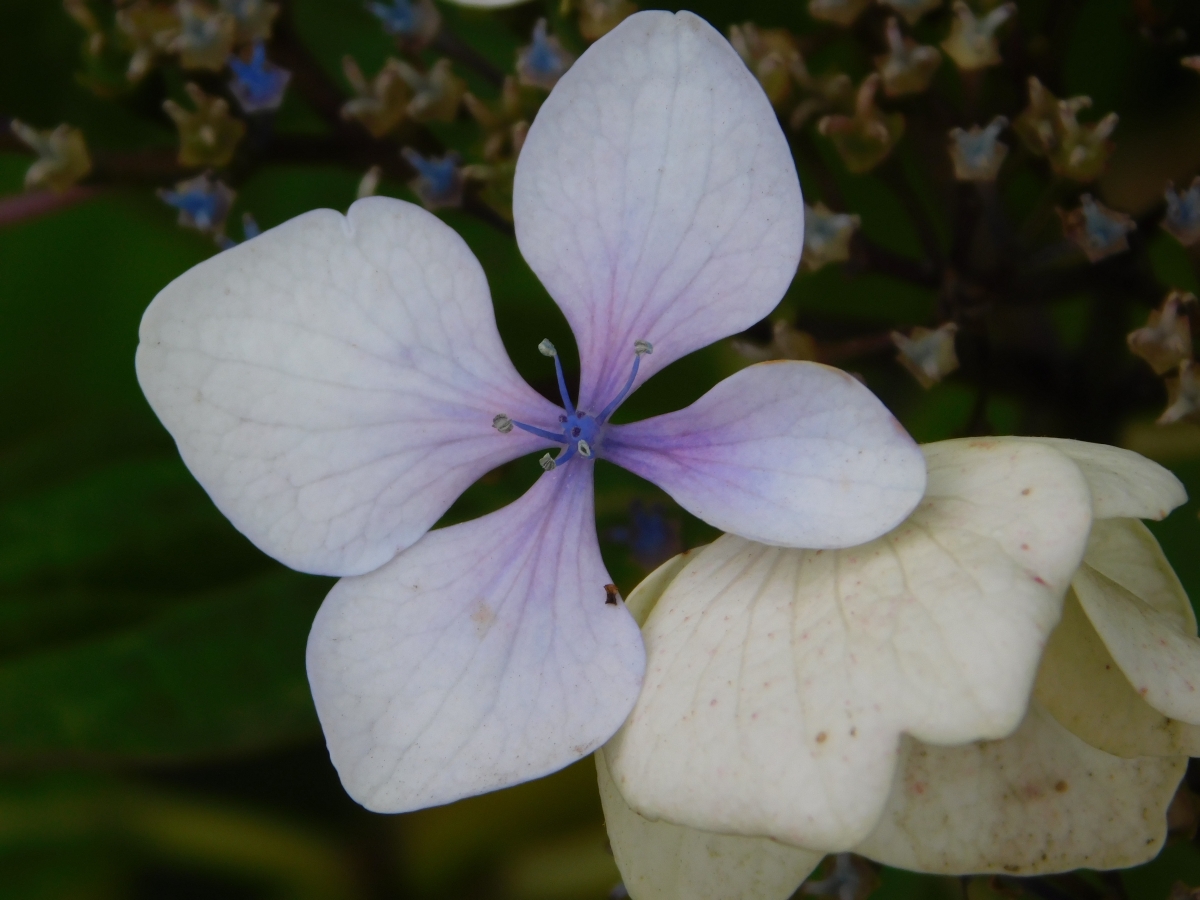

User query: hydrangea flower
[1161,361,1200,425]
[801,203,860,272]
[817,74,905,174]
[136,12,926,813]
[163,83,246,167]
[516,19,575,91]
[1128,291,1193,376]
[601,438,1191,896]
[367,0,441,49]
[947,116,1008,182]
[228,43,291,113]
[1163,178,1200,247]
[341,57,412,138]
[9,120,92,193]
[173,0,236,71]
[157,172,236,238]
[1059,194,1135,263]
[890,322,958,388]
[874,18,941,98]
[940,1,1015,71]
[400,148,464,210]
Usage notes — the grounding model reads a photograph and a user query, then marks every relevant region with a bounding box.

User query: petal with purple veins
[604,362,927,549]
[137,196,560,577]
[514,11,804,412]
[306,463,645,812]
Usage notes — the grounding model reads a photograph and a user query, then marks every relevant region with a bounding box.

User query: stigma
[494,339,652,469]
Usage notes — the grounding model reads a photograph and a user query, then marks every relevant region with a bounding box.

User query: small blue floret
[228,44,291,113]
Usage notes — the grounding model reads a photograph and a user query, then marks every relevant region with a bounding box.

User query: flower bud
[163,83,246,167]
[892,323,959,389]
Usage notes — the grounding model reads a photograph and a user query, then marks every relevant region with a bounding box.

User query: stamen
[577,439,593,458]
[539,453,556,472]
[538,337,576,417]
[597,339,653,424]
[511,420,567,443]
[492,414,514,433]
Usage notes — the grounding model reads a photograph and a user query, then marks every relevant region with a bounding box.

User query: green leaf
[0,571,329,761]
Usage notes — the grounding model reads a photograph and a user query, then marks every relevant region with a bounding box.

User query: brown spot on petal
[816,731,828,744]
[1055,780,1069,793]
[1022,488,1032,496]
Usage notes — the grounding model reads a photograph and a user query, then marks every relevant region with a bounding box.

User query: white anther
[634,339,653,356]
[492,414,513,433]
[539,453,556,471]
[577,439,592,458]
[538,339,558,357]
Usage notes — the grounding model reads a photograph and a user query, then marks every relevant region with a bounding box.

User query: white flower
[600,437,1192,897]
[136,12,925,814]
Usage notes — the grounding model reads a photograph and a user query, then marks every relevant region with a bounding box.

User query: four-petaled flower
[948,116,1008,182]
[601,438,1193,896]
[517,19,576,91]
[136,12,926,813]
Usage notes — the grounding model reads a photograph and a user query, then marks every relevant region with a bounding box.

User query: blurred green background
[3,0,1200,897]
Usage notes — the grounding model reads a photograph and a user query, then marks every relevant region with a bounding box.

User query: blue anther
[597,341,651,424]
[228,44,291,113]
[496,340,652,470]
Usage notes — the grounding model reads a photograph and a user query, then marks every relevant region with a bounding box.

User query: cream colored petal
[856,702,1185,875]
[1034,589,1200,757]
[1009,437,1186,520]
[596,750,820,900]
[1073,525,1200,725]
[625,549,703,627]
[606,438,1093,850]
[1083,518,1195,628]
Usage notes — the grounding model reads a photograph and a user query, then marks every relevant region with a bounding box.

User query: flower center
[493,339,652,470]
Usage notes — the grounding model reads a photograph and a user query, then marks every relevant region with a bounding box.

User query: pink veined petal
[305,463,646,813]
[513,11,804,413]
[136,197,559,577]
[604,362,927,548]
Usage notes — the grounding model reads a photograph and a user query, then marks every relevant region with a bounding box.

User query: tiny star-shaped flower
[1160,360,1200,425]
[517,19,576,92]
[392,58,466,123]
[940,1,1016,71]
[878,0,943,26]
[367,0,442,49]
[874,17,941,97]
[1163,178,1200,247]
[1059,194,1135,263]
[948,115,1009,181]
[808,0,872,27]
[157,171,236,238]
[400,148,464,211]
[891,323,959,388]
[463,77,532,161]
[114,0,181,82]
[802,202,861,271]
[135,12,927,815]
[9,120,92,193]
[228,42,292,113]
[173,0,236,71]
[162,83,247,168]
[341,57,412,138]
[1128,291,1194,376]
[601,438,1190,886]
[817,74,905,174]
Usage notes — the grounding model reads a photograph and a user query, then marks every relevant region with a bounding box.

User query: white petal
[624,549,701,627]
[137,197,559,576]
[306,463,645,812]
[1073,519,1200,724]
[1010,437,1186,520]
[605,438,1092,850]
[856,702,1185,875]
[596,750,820,900]
[513,11,803,412]
[1034,589,1200,757]
[606,362,926,549]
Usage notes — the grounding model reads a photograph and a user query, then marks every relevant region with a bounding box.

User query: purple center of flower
[493,339,652,469]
